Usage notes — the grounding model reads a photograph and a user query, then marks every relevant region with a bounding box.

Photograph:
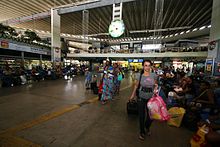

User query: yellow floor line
[1,104,80,135]
[0,135,41,147]
[0,85,132,146]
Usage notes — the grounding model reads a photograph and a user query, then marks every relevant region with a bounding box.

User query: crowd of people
[84,59,124,105]
[1,59,220,145]
[0,63,87,87]
[90,59,220,146]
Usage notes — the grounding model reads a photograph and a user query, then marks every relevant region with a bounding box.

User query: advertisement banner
[0,40,9,48]
[7,42,50,55]
[53,47,61,62]
[206,59,213,75]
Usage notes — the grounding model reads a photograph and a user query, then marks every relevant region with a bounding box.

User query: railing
[71,46,208,54]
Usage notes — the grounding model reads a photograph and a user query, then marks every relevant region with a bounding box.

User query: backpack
[147,94,170,121]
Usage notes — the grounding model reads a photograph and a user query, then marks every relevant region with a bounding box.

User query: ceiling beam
[58,0,135,15]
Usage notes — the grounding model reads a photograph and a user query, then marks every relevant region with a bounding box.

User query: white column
[51,8,61,64]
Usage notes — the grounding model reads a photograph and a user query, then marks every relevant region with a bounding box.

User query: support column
[21,51,24,62]
[82,10,89,51]
[21,51,24,67]
[39,54,42,67]
[153,0,164,45]
[208,0,220,76]
[51,8,61,66]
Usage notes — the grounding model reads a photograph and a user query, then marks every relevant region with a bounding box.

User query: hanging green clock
[108,20,125,38]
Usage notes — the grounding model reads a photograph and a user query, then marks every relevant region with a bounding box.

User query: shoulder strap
[194,89,208,101]
[137,73,142,90]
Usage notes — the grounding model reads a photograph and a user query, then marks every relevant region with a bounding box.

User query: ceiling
[0,0,213,40]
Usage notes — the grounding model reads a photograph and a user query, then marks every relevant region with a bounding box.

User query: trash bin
[167,107,185,127]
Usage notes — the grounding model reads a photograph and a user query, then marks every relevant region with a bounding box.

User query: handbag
[127,100,138,115]
[117,74,123,81]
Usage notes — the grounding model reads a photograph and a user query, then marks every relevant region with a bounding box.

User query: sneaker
[101,101,107,105]
[147,131,151,136]
[138,133,145,141]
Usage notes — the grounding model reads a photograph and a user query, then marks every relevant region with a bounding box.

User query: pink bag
[147,94,170,121]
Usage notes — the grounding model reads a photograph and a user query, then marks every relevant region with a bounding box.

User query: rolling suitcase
[127,100,138,115]
[93,86,99,95]
[90,82,97,91]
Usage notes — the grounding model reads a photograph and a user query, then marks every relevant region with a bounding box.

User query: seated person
[192,81,214,107]
[198,113,220,147]
[214,80,220,107]
[189,81,215,120]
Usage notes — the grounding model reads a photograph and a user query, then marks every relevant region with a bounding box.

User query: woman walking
[101,59,114,104]
[129,60,158,141]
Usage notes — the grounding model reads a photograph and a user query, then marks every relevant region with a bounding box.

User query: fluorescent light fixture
[129,26,192,33]
[142,44,162,50]
[86,33,109,37]
[174,33,178,36]
[154,61,162,63]
[54,0,100,9]
[170,34,173,37]
[180,32,184,35]
[165,36,168,38]
[192,28,198,31]
[207,25,211,28]
[199,26,206,30]
[186,30,190,33]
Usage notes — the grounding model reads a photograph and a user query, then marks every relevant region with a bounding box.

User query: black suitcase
[93,87,99,95]
[127,100,138,115]
[90,82,97,91]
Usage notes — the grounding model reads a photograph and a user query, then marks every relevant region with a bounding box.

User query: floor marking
[1,105,80,135]
[0,134,41,147]
[0,85,132,146]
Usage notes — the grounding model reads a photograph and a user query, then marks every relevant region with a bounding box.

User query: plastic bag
[190,125,209,147]
[147,94,170,121]
[167,107,185,127]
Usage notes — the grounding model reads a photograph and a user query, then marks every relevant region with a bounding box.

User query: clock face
[108,20,125,38]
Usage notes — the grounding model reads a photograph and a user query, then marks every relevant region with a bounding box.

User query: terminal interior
[0,0,220,146]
